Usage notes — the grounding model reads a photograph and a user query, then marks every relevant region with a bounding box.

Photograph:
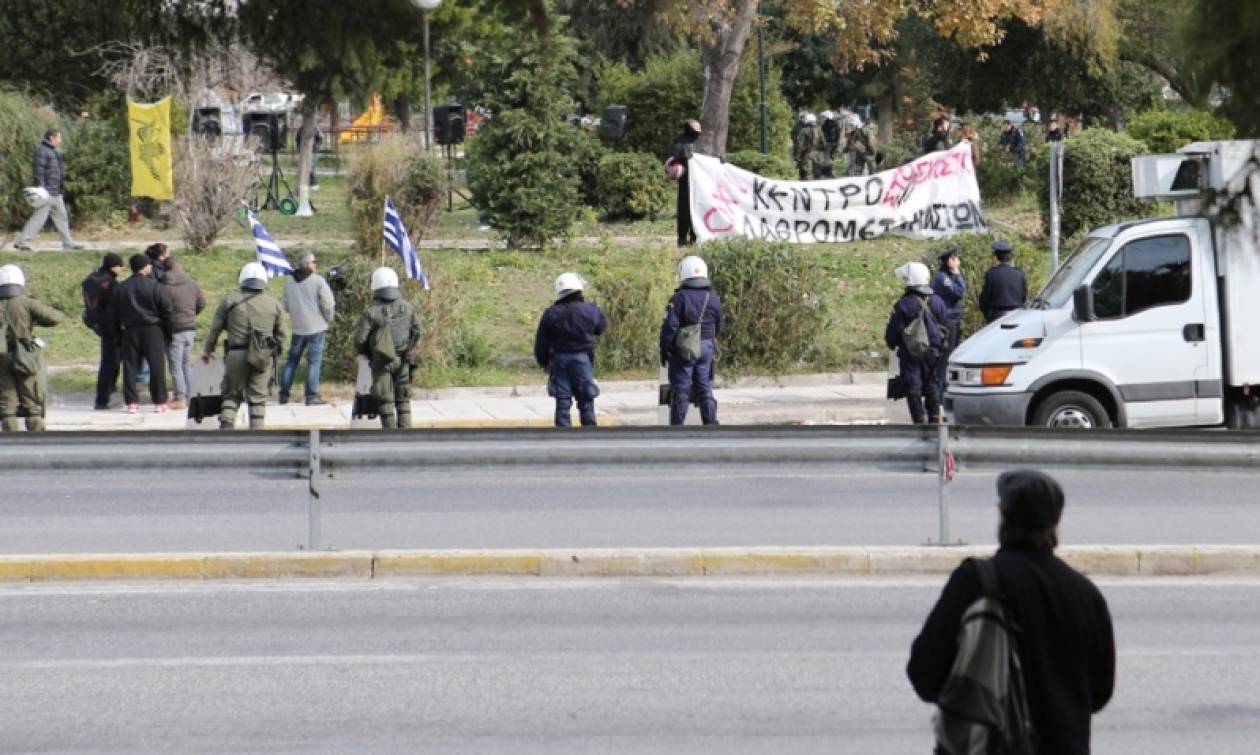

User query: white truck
[945,140,1260,430]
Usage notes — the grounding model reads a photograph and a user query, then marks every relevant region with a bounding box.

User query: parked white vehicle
[946,140,1260,429]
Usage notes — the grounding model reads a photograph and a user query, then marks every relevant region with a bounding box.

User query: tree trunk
[696,0,758,158]
[876,92,894,147]
[294,101,318,217]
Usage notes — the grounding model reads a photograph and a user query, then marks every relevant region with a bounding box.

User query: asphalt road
[3,465,1258,554]
[1,576,1258,753]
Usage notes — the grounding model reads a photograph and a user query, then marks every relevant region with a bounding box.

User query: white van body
[945,140,1260,429]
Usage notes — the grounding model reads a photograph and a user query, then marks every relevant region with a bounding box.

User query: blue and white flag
[247,208,293,278]
[383,196,429,290]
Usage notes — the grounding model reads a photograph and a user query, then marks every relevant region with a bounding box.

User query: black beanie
[997,469,1065,529]
[129,254,151,274]
[102,253,124,270]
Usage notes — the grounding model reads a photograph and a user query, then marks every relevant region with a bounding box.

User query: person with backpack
[200,262,287,430]
[352,267,421,429]
[0,264,63,431]
[533,272,608,428]
[108,254,176,414]
[907,469,1116,755]
[884,261,947,425]
[659,255,723,426]
[81,252,125,410]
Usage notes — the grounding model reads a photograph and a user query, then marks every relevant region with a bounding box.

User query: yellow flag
[127,97,174,200]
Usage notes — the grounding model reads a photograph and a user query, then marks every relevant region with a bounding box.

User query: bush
[174,137,260,254]
[725,150,796,180]
[586,243,675,371]
[1127,109,1236,154]
[925,233,1054,339]
[321,257,467,385]
[346,137,445,254]
[61,116,132,227]
[703,238,829,372]
[572,129,609,207]
[594,152,671,220]
[1035,128,1149,238]
[0,90,56,230]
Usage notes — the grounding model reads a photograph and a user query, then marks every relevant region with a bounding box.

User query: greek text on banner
[688,143,986,244]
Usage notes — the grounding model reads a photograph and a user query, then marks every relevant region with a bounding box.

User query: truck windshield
[1032,236,1112,308]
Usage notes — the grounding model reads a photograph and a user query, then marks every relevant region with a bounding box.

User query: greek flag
[383,196,429,289]
[248,209,292,278]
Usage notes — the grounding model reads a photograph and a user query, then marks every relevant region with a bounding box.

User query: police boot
[25,416,46,432]
[380,411,398,429]
[0,417,18,433]
[248,403,266,430]
[395,404,411,429]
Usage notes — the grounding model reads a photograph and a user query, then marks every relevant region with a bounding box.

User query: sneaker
[126,404,140,414]
[12,242,31,251]
[155,404,170,413]
[305,397,327,406]
[169,400,187,410]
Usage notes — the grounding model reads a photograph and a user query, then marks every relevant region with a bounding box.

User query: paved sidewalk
[45,372,893,430]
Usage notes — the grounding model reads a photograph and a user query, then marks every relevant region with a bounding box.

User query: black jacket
[81,268,118,334]
[534,298,607,368]
[108,273,175,342]
[979,263,1028,322]
[659,285,723,364]
[922,131,951,154]
[33,140,65,195]
[908,548,1115,755]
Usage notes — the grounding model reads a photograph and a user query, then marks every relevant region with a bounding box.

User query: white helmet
[895,261,932,291]
[0,264,26,288]
[803,113,817,126]
[370,267,400,292]
[23,186,50,209]
[821,110,835,120]
[844,113,863,129]
[678,255,708,283]
[238,262,268,290]
[553,271,586,302]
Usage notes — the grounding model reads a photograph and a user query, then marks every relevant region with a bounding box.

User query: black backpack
[933,558,1037,755]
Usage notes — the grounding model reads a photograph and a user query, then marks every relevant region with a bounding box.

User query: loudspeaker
[602,105,627,141]
[242,111,287,152]
[433,104,466,145]
[191,107,222,137]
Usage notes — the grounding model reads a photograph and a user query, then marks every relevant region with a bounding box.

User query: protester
[144,242,172,284]
[0,264,63,431]
[931,248,966,398]
[659,255,723,426]
[107,254,175,414]
[161,258,205,411]
[201,263,287,430]
[922,116,952,154]
[884,261,947,425]
[81,253,124,410]
[1000,119,1028,168]
[12,129,84,251]
[352,268,421,429]
[908,469,1116,755]
[957,122,981,166]
[279,251,335,406]
[979,241,1028,323]
[534,272,608,428]
[666,119,703,247]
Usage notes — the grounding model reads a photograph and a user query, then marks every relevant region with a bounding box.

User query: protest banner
[688,143,985,244]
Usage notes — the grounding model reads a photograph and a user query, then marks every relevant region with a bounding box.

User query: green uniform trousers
[0,354,45,431]
[371,361,412,429]
[220,350,271,430]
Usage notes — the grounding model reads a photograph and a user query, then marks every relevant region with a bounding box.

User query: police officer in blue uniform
[979,241,1028,323]
[932,247,966,397]
[534,272,608,428]
[885,262,948,425]
[660,255,723,426]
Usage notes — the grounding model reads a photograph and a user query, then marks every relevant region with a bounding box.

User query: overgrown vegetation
[585,243,674,371]
[1127,108,1236,154]
[0,90,56,230]
[173,137,259,253]
[725,150,796,180]
[1033,128,1149,238]
[594,152,671,221]
[345,137,445,253]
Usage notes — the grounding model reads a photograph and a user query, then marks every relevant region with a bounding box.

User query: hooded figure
[666,119,703,247]
[82,252,125,410]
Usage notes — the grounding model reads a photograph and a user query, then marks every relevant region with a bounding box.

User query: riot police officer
[660,255,723,426]
[534,272,607,428]
[201,262,287,430]
[884,262,948,425]
[793,113,828,180]
[352,267,421,429]
[979,241,1028,323]
[0,264,62,431]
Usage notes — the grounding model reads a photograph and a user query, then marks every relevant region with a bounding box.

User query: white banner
[688,143,986,244]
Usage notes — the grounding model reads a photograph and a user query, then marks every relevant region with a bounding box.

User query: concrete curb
[2,546,1260,582]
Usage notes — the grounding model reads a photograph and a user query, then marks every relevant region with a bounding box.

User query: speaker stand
[443,144,472,211]
[255,150,295,212]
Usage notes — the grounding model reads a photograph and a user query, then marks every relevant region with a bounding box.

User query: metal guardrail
[5,425,1256,549]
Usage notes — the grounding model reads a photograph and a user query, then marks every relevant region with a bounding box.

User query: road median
[3,546,1260,582]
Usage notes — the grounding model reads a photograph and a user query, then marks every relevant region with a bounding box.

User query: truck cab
[945,140,1260,429]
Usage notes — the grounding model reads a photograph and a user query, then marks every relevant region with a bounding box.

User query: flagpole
[381,197,387,267]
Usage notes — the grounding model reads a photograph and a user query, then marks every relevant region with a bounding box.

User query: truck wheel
[1031,391,1111,429]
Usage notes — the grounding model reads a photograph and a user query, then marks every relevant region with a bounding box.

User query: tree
[1184,0,1260,135]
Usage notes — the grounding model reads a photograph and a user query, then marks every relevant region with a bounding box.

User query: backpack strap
[691,290,711,327]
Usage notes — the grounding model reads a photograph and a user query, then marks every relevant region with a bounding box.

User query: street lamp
[411,0,442,151]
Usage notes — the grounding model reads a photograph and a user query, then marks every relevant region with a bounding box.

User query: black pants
[935,322,961,398]
[122,324,168,405]
[676,178,695,246]
[94,331,120,407]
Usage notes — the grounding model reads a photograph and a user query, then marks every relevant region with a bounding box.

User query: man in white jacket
[279,251,335,406]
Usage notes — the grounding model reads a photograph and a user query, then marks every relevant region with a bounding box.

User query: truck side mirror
[1073,285,1095,322]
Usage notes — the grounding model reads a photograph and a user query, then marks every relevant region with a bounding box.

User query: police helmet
[370,267,401,301]
[0,264,25,299]
[895,261,933,295]
[678,255,709,284]
[553,271,586,302]
[23,187,50,210]
[238,262,268,291]
[803,113,817,126]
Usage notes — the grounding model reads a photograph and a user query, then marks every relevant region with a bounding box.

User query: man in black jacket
[13,129,84,251]
[908,470,1116,755]
[666,119,703,247]
[979,241,1028,323]
[534,272,607,428]
[82,253,125,410]
[108,254,175,413]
